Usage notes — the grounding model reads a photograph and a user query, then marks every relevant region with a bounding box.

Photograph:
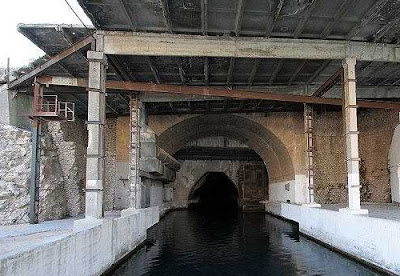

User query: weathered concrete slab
[0,207,160,276]
[265,202,400,275]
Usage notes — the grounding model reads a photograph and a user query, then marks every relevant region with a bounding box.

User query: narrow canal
[110,210,382,276]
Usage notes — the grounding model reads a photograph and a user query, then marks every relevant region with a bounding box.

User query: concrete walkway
[0,211,120,258]
[321,203,400,221]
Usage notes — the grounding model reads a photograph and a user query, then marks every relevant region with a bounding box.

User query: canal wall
[0,206,160,276]
[265,203,400,275]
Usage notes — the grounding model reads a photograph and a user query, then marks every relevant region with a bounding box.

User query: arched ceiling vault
[158,114,295,182]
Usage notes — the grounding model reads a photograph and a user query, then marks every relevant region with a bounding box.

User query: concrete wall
[149,113,307,204]
[149,110,398,205]
[265,203,400,275]
[0,85,10,126]
[0,206,160,276]
[0,85,32,130]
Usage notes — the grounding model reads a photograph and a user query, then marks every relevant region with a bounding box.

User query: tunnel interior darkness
[189,172,239,212]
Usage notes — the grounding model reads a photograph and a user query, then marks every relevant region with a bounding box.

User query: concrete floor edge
[264,202,400,276]
[0,206,161,276]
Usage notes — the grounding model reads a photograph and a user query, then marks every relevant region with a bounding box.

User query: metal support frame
[304,104,315,204]
[129,95,141,208]
[36,75,400,110]
[312,68,343,97]
[29,83,42,224]
[8,35,94,89]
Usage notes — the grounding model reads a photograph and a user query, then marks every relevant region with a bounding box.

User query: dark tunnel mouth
[189,172,239,212]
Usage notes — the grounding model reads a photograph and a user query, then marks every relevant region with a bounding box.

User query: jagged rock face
[48,120,87,217]
[0,124,31,224]
[0,124,68,225]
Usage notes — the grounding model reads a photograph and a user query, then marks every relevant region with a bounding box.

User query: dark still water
[111,210,382,276]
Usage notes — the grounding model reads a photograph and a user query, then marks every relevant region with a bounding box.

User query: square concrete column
[85,36,107,218]
[341,57,367,215]
[129,95,142,208]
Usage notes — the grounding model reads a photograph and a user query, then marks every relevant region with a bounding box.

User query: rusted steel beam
[9,35,94,89]
[311,67,343,97]
[36,75,400,110]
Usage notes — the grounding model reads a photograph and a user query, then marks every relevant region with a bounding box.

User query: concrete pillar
[129,95,142,208]
[85,35,107,218]
[340,57,367,215]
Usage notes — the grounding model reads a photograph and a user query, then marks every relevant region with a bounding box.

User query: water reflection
[111,210,381,276]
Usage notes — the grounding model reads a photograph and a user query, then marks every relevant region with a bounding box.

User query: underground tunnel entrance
[189,172,239,212]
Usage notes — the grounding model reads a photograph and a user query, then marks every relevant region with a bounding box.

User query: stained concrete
[0,207,160,276]
[265,202,400,275]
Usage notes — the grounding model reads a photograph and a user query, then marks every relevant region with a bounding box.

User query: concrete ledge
[338,208,369,215]
[264,202,400,275]
[0,207,160,276]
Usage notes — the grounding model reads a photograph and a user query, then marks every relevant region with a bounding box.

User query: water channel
[110,210,382,276]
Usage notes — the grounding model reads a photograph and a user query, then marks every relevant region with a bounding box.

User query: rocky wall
[314,109,398,204]
[0,124,68,224]
[47,119,87,216]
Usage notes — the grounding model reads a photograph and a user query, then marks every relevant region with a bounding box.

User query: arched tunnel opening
[189,172,239,212]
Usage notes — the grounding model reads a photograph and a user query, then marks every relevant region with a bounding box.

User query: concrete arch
[157,114,295,183]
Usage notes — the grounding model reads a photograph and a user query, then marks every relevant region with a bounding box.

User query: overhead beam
[293,1,318,38]
[146,57,161,84]
[288,60,307,85]
[176,57,186,83]
[9,35,94,89]
[265,0,284,37]
[312,67,343,97]
[204,57,209,86]
[307,60,331,84]
[320,0,355,39]
[373,14,400,43]
[269,60,283,85]
[227,57,235,85]
[201,0,208,35]
[102,31,400,62]
[248,59,260,86]
[36,75,400,110]
[108,55,133,81]
[234,0,246,36]
[160,0,173,33]
[346,0,391,40]
[118,0,137,31]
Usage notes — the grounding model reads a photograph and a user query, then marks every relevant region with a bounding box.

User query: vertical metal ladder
[129,95,140,208]
[304,104,315,203]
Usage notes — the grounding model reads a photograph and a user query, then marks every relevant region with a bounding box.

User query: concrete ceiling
[13,0,400,116]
